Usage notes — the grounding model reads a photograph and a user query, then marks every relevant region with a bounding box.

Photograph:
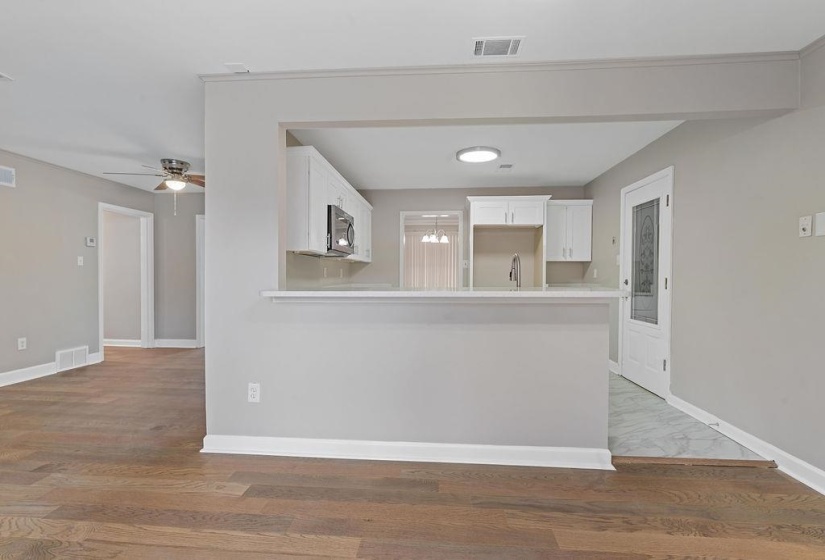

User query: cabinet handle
[504,211,507,224]
[511,211,514,223]
[568,247,573,260]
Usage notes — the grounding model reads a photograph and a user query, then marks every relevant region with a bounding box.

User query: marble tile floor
[609,373,765,460]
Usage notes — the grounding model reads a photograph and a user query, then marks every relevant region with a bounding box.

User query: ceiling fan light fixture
[456,146,500,163]
[165,179,187,191]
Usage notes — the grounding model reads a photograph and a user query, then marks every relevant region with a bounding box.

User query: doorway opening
[98,203,154,359]
[399,211,463,289]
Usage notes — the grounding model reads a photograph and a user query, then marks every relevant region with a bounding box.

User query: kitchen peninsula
[207,286,626,471]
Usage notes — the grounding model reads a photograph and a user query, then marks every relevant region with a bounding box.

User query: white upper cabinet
[286,146,372,258]
[545,200,593,262]
[468,196,549,226]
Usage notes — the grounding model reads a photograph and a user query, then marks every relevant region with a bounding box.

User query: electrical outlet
[247,382,260,403]
[77,256,84,266]
[593,268,598,279]
[799,216,813,238]
[323,267,328,278]
[17,337,26,351]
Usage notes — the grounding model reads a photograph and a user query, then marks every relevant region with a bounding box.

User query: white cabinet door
[567,205,592,262]
[545,205,567,261]
[471,200,509,225]
[307,159,328,254]
[362,205,372,262]
[509,200,544,226]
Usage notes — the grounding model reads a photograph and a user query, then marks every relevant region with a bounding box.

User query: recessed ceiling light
[456,146,501,163]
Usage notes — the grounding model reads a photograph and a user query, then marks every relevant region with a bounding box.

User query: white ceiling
[291,122,682,189]
[1,1,824,191]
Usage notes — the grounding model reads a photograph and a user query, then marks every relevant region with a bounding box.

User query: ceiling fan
[104,159,205,191]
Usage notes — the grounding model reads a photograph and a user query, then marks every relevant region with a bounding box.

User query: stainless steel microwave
[326,204,355,256]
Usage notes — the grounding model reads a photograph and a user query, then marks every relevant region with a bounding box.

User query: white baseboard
[667,394,825,496]
[0,361,57,388]
[155,339,198,348]
[104,339,141,347]
[609,360,621,375]
[0,350,102,389]
[202,435,615,471]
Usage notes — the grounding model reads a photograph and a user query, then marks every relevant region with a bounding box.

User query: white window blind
[403,229,460,289]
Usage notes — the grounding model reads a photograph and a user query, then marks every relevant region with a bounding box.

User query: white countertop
[261,286,626,302]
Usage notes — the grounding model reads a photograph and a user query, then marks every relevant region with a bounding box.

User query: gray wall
[585,45,825,471]
[102,212,142,340]
[154,193,204,339]
[0,150,154,372]
[353,186,585,287]
[203,53,802,448]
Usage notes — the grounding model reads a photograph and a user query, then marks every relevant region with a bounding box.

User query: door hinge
[666,194,670,207]
[665,277,668,289]
[663,359,667,371]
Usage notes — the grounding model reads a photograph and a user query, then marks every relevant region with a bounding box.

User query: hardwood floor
[1,348,824,559]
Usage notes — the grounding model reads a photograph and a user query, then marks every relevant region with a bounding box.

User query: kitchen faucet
[509,253,521,289]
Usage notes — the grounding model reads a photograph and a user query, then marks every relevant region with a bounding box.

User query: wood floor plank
[553,528,825,559]
[1,347,824,558]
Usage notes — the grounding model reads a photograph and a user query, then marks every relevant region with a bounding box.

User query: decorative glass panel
[631,199,659,324]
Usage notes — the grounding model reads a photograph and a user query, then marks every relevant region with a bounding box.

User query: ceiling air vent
[496,164,514,174]
[0,166,15,188]
[473,37,524,57]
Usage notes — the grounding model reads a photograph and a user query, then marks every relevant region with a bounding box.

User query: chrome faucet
[509,253,521,288]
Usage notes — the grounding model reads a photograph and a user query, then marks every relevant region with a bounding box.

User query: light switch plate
[815,212,825,237]
[77,256,84,266]
[799,216,812,238]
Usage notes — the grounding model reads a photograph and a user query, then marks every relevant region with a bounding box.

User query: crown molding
[200,51,800,83]
[800,34,825,58]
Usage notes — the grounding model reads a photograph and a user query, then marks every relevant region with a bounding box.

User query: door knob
[623,279,629,286]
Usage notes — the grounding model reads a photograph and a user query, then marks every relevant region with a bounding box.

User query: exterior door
[620,167,673,398]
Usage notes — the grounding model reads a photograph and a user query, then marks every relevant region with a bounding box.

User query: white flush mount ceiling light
[456,146,501,163]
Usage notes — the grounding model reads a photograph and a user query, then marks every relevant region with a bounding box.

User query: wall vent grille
[56,346,89,372]
[473,37,524,57]
[0,166,15,188]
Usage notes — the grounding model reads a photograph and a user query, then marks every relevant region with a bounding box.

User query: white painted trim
[195,214,205,348]
[199,51,800,82]
[103,339,142,348]
[155,339,199,349]
[0,361,57,388]
[398,210,464,289]
[609,360,621,375]
[88,352,103,366]
[201,435,614,471]
[98,203,155,361]
[667,395,825,496]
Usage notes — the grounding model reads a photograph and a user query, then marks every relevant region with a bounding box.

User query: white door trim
[98,203,155,359]
[618,166,674,398]
[196,214,205,348]
[398,211,464,289]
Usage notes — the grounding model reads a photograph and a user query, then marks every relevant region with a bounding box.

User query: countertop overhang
[260,287,627,303]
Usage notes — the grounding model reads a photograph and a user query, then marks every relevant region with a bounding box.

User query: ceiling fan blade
[141,164,165,172]
[104,172,167,177]
[154,181,169,191]
[187,175,205,188]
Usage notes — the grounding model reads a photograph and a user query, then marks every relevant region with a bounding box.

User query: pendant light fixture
[421,217,449,244]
